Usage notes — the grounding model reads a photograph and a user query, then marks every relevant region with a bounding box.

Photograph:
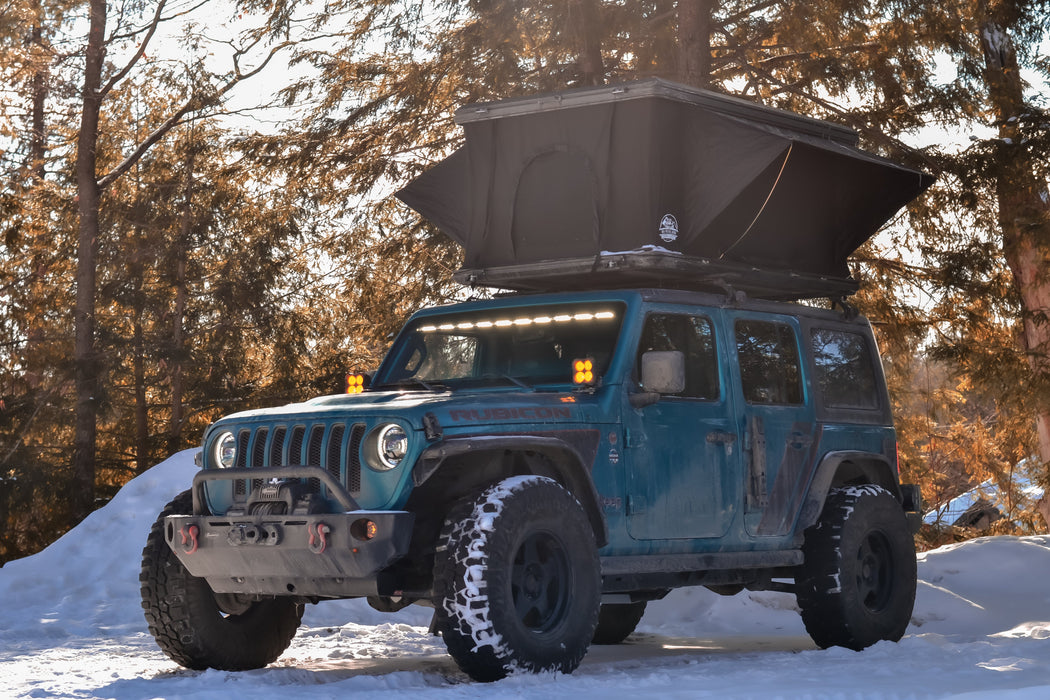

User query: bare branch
[106,0,211,44]
[97,38,295,190]
[99,0,168,100]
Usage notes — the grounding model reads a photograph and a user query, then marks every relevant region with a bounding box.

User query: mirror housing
[630,351,685,408]
[641,351,686,394]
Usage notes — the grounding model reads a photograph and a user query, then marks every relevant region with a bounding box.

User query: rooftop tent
[396,79,933,299]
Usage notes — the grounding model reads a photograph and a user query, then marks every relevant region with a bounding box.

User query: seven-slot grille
[231,422,365,499]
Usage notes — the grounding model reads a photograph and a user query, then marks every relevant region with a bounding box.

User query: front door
[624,311,740,540]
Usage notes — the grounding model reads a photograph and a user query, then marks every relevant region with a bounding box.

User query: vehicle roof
[408,288,870,327]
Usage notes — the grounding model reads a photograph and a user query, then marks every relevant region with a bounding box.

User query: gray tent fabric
[397,79,933,297]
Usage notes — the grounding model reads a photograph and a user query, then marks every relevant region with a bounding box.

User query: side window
[637,314,720,400]
[810,328,879,409]
[735,319,803,405]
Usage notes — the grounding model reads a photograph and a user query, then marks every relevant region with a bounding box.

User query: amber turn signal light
[346,373,366,394]
[572,358,595,385]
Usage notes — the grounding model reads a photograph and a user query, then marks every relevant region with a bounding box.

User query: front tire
[796,485,916,650]
[592,601,647,645]
[139,490,303,670]
[432,476,601,682]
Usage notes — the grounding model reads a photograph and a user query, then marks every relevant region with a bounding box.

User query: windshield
[375,303,626,390]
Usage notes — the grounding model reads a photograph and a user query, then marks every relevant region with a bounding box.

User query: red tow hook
[308,522,331,554]
[179,524,199,555]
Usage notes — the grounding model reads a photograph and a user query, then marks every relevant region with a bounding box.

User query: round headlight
[212,431,237,469]
[375,424,408,471]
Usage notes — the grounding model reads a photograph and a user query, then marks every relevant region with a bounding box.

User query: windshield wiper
[374,378,446,392]
[481,374,534,390]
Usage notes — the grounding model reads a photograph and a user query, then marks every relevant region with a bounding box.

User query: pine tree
[63,0,301,519]
[2,1,306,557]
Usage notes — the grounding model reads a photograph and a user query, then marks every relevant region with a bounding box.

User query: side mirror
[630,351,685,408]
[641,350,686,394]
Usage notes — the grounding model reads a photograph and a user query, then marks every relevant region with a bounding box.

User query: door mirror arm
[628,391,661,409]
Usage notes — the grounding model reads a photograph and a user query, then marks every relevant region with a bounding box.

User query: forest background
[1,0,1048,565]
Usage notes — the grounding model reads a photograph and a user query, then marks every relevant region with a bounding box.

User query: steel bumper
[164,510,414,597]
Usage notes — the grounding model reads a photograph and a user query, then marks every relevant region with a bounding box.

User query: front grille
[327,424,345,482]
[307,425,325,492]
[269,427,285,465]
[234,430,249,496]
[348,424,365,492]
[230,421,365,502]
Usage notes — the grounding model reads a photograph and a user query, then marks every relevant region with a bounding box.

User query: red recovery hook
[179,524,199,555]
[308,522,331,554]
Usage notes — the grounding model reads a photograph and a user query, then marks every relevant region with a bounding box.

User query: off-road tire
[796,485,916,650]
[591,601,647,645]
[140,490,303,670]
[432,476,601,682]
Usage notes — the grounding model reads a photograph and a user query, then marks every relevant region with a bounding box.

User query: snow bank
[912,535,1050,638]
[0,451,200,645]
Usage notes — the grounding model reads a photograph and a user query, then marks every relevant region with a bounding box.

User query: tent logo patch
[658,214,679,243]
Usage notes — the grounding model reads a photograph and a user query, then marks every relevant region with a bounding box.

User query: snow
[600,245,682,256]
[923,475,1045,527]
[3,450,1050,698]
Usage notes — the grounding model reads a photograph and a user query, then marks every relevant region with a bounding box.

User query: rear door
[725,313,818,538]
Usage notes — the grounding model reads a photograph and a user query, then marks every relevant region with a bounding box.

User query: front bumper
[165,510,414,597]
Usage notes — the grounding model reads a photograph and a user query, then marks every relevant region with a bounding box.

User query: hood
[214,389,598,432]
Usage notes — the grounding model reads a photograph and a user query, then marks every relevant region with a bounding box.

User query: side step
[600,549,802,576]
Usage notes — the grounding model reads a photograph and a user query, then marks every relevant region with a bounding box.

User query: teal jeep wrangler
[141,80,930,682]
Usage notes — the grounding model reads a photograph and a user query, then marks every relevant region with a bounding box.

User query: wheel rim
[511,530,571,632]
[855,530,894,612]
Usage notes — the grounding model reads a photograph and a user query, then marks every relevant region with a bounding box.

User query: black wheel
[432,476,601,682]
[796,485,916,650]
[591,601,647,644]
[140,490,304,670]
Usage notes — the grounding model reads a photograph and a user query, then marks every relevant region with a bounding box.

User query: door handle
[706,430,737,445]
[789,432,813,449]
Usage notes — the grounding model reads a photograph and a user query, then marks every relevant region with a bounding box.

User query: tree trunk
[72,0,106,519]
[168,146,195,454]
[132,225,149,474]
[28,0,47,182]
[677,0,714,88]
[978,17,1050,466]
[567,0,604,86]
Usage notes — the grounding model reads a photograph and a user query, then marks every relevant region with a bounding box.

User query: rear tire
[591,601,647,644]
[140,490,303,670]
[796,485,916,650]
[432,476,601,681]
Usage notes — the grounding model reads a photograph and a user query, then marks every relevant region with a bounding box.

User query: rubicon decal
[449,407,573,422]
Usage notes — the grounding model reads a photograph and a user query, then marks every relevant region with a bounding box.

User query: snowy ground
[3,451,1050,699]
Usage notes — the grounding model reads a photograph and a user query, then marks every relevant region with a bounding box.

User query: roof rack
[456,248,858,301]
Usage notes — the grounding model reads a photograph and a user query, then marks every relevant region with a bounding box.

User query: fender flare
[413,433,608,547]
[797,450,901,532]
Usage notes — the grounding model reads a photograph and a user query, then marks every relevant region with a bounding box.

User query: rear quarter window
[810,328,879,410]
